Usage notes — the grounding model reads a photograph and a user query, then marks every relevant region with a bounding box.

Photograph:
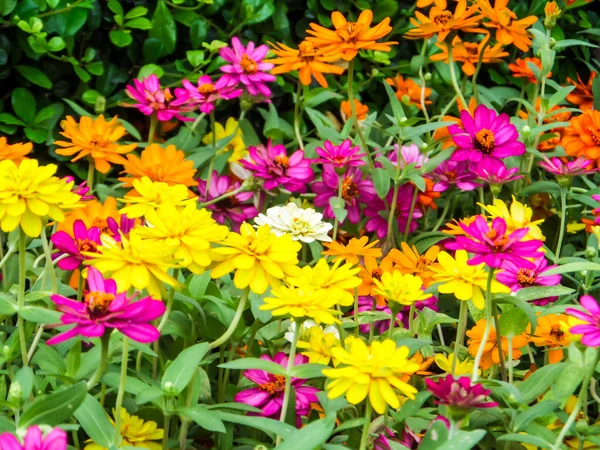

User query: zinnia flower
[430,36,509,76]
[234,353,319,425]
[58,197,120,235]
[562,110,600,166]
[266,41,344,88]
[480,197,544,241]
[51,220,101,271]
[54,115,137,174]
[47,267,165,344]
[341,99,369,122]
[508,57,549,83]
[477,0,537,52]
[449,104,525,165]
[119,177,197,218]
[496,257,561,305]
[0,158,82,237]
[119,144,197,190]
[175,75,242,114]
[566,72,596,112]
[260,285,343,324]
[565,295,600,347]
[219,37,276,97]
[475,159,522,185]
[387,243,440,288]
[431,160,479,192]
[125,75,191,122]
[296,324,341,365]
[254,203,332,243]
[323,236,382,265]
[405,0,483,42]
[467,319,530,369]
[211,223,301,294]
[323,339,419,414]
[0,426,67,450]
[531,314,570,363]
[425,375,498,413]
[314,139,366,168]
[385,75,431,109]
[539,155,596,178]
[390,143,428,169]
[372,271,430,307]
[202,118,247,163]
[0,137,32,163]
[306,10,397,61]
[242,140,314,192]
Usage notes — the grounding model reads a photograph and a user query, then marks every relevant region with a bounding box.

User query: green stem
[347,60,373,169]
[555,188,567,263]
[204,112,217,197]
[293,81,304,151]
[198,185,245,208]
[38,0,83,17]
[452,301,468,375]
[388,305,399,339]
[86,333,111,390]
[418,41,430,123]
[178,371,196,450]
[277,319,301,445]
[432,195,451,232]
[408,303,416,334]
[209,288,249,349]
[40,224,57,293]
[180,113,206,149]
[472,269,495,382]
[403,187,419,242]
[87,159,95,192]
[148,115,159,145]
[77,274,84,302]
[447,38,468,109]
[386,181,400,248]
[507,336,514,384]
[471,37,490,103]
[492,301,507,382]
[158,269,180,332]
[358,402,373,450]
[163,398,173,450]
[354,288,360,337]
[114,337,130,445]
[17,229,28,367]
[332,174,344,242]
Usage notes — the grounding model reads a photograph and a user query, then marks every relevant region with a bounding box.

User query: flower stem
[507,336,514,384]
[332,174,344,242]
[471,36,490,103]
[492,300,507,382]
[408,303,416,334]
[180,113,206,149]
[472,269,495,382]
[17,229,28,367]
[347,59,373,169]
[148,115,159,145]
[86,333,111,390]
[452,301,468,375]
[86,160,95,192]
[294,81,304,151]
[555,188,567,263]
[114,337,130,445]
[386,181,400,248]
[354,288,359,337]
[204,111,217,198]
[198,185,245,208]
[447,38,468,109]
[40,224,58,294]
[403,187,419,242]
[163,398,173,450]
[158,269,180,332]
[432,196,451,232]
[388,305,398,339]
[358,402,372,450]
[277,319,301,445]
[209,288,249,349]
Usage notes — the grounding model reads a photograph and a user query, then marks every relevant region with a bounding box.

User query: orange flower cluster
[562,110,600,166]
[386,75,432,109]
[508,57,551,84]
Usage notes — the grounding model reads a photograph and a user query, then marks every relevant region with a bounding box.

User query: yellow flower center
[433,10,453,26]
[85,291,115,318]
[198,83,215,95]
[475,129,495,153]
[274,154,289,168]
[241,54,258,74]
[464,43,479,57]
[342,177,359,201]
[516,269,536,286]
[258,375,286,394]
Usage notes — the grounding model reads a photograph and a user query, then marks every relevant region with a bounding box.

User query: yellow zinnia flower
[84,408,163,450]
[372,271,430,306]
[480,196,544,241]
[0,137,32,163]
[260,286,343,324]
[118,177,197,218]
[431,250,509,309]
[323,339,419,414]
[210,223,302,294]
[297,325,341,365]
[0,158,81,237]
[287,258,361,307]
[84,228,180,298]
[202,117,247,163]
[137,203,228,274]
[434,352,477,376]
[54,115,137,173]
[119,143,197,190]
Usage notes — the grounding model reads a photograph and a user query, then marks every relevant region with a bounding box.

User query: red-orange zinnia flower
[508,57,551,83]
[405,0,483,42]
[477,0,537,52]
[430,36,508,76]
[562,110,600,166]
[385,75,432,110]
[341,99,369,121]
[566,72,596,112]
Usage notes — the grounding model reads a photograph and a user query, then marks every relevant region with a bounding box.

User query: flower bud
[94,95,106,115]
[8,381,21,403]
[522,125,531,136]
[549,37,557,49]
[424,72,432,81]
[399,117,408,124]
[254,446,269,450]
[401,94,411,106]
[420,142,428,150]
[576,419,589,434]
[544,1,561,29]
[2,345,9,358]
[163,381,176,395]
[371,68,379,77]
[585,246,597,258]
[490,183,503,197]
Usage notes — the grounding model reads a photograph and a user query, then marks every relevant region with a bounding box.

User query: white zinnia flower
[254,203,332,243]
[284,320,340,343]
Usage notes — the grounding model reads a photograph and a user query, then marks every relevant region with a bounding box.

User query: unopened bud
[7,381,21,403]
[254,446,269,450]
[424,72,432,81]
[580,270,588,278]
[586,246,597,258]
[522,125,531,136]
[544,1,561,29]
[576,419,589,434]
[401,94,411,106]
[371,68,379,77]
[420,142,428,150]
[549,37,557,49]
[399,117,408,124]
[2,346,9,358]
[94,96,106,115]
[163,381,176,395]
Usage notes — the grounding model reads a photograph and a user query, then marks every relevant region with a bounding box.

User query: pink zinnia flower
[426,375,498,409]
[313,165,376,224]
[0,426,67,450]
[475,159,522,186]
[449,104,525,165]
[496,257,561,305]
[234,352,319,426]
[314,139,366,168]
[566,295,600,347]
[242,140,314,192]
[50,220,101,271]
[389,143,428,169]
[47,267,165,345]
[107,215,137,242]
[125,75,191,122]
[445,216,544,270]
[431,160,479,192]
[64,176,94,201]
[175,75,242,114]
[219,37,276,97]
[198,171,257,230]
[364,184,422,238]
[538,156,596,177]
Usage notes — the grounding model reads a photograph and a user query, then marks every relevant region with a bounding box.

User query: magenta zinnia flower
[125,75,191,122]
[474,159,522,186]
[219,37,276,97]
[449,104,525,165]
[234,352,319,426]
[389,143,428,169]
[426,375,498,410]
[47,267,165,345]
[496,257,561,305]
[538,156,596,177]
[446,216,544,270]
[64,176,94,201]
[175,75,242,114]
[314,139,366,168]
[431,160,479,192]
[0,426,67,450]
[364,184,422,238]
[107,215,137,242]
[313,165,376,224]
[242,140,314,192]
[50,220,101,271]
[566,295,600,347]
[198,171,257,230]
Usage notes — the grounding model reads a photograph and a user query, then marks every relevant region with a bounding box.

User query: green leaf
[544,262,600,276]
[15,66,52,89]
[553,39,599,50]
[499,307,529,338]
[0,113,26,126]
[149,0,177,57]
[290,363,327,379]
[186,50,205,67]
[518,362,567,405]
[372,168,391,199]
[384,80,406,123]
[18,306,61,324]
[0,293,16,315]
[178,406,226,433]
[19,382,87,427]
[11,88,36,125]
[242,0,275,24]
[74,395,115,448]
[278,415,336,450]
[511,400,560,432]
[82,90,102,105]
[136,386,164,405]
[125,17,152,30]
[495,295,537,334]
[213,411,295,440]
[593,74,600,111]
[190,19,208,49]
[0,0,17,16]
[551,362,585,405]
[161,342,209,394]
[438,430,486,450]
[497,434,553,448]
[124,5,147,18]
[219,357,286,376]
[14,367,33,401]
[516,285,574,301]
[109,29,133,47]
[62,98,92,117]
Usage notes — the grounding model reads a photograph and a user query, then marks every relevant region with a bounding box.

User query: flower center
[274,154,289,169]
[591,129,600,146]
[446,170,457,181]
[85,291,115,319]
[77,238,98,254]
[89,134,108,149]
[299,41,316,60]
[241,54,258,74]
[464,43,479,57]
[433,11,453,26]
[198,83,215,95]
[550,325,564,340]
[416,256,430,271]
[475,129,496,153]
[342,177,359,202]
[258,375,286,394]
[371,268,383,280]
[516,269,537,286]
[91,218,110,235]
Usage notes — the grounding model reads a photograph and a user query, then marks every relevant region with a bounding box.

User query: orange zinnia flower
[443,215,479,235]
[323,236,382,265]
[477,0,537,52]
[401,352,435,382]
[386,75,432,110]
[266,41,344,88]
[562,110,600,166]
[58,196,121,235]
[508,57,550,84]
[430,36,508,76]
[306,10,397,61]
[119,144,197,191]
[416,178,441,211]
[54,115,137,173]
[566,72,596,112]
[358,255,394,305]
[341,99,369,121]
[467,319,530,370]
[530,314,570,364]
[386,243,440,288]
[0,138,32,163]
[405,0,483,42]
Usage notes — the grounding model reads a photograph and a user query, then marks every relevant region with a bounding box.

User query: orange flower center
[464,43,479,57]
[516,269,537,286]
[299,41,316,61]
[198,83,215,95]
[77,238,98,253]
[342,177,359,201]
[91,218,110,235]
[550,325,564,340]
[241,54,258,74]
[164,89,173,101]
[258,375,286,394]
[371,268,383,280]
[274,154,289,169]
[416,256,430,271]
[446,170,457,181]
[433,10,453,26]
[591,129,600,146]
[85,291,115,318]
[89,134,108,149]
[475,129,495,153]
